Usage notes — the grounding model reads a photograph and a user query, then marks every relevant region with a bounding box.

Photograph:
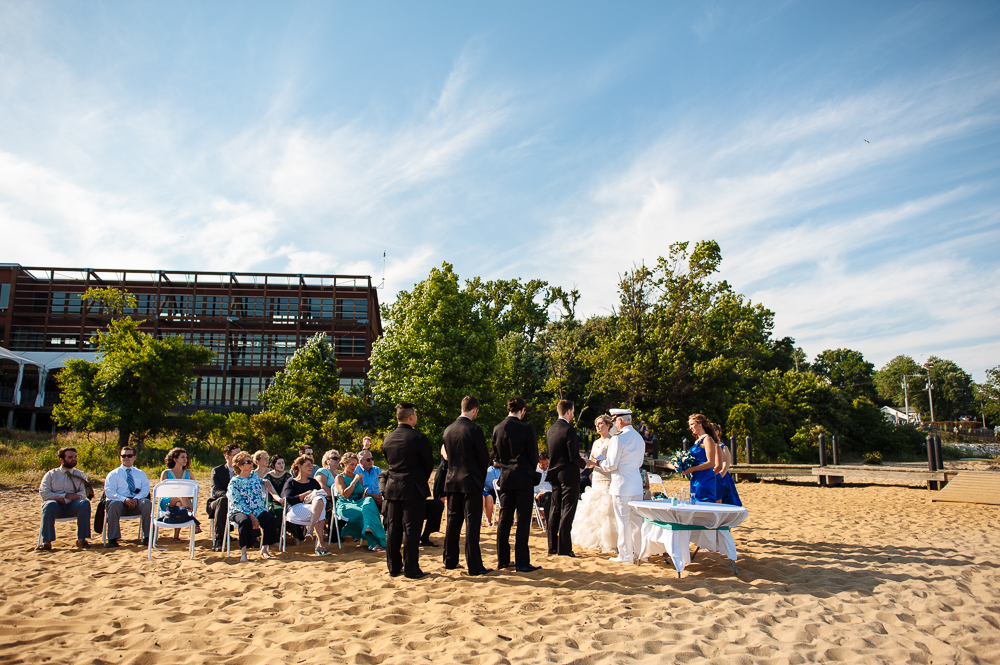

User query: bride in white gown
[571,415,618,553]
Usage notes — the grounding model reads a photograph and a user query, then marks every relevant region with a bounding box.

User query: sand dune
[1,478,998,664]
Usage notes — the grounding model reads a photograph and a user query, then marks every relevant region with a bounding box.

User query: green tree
[874,355,924,414]
[370,262,500,442]
[259,333,368,447]
[975,366,1000,425]
[925,356,975,421]
[812,348,877,401]
[54,316,214,448]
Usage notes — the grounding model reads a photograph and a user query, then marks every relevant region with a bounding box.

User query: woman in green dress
[334,452,386,551]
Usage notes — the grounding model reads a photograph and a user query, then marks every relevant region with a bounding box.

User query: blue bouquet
[667,449,697,474]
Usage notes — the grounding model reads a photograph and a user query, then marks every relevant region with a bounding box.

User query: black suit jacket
[546,418,586,484]
[492,415,539,491]
[206,463,233,516]
[382,423,433,501]
[442,416,490,494]
[432,459,448,500]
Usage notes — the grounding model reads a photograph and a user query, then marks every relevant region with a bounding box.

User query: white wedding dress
[571,437,618,553]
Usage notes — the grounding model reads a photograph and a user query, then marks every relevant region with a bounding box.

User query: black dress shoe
[468,568,493,576]
[498,562,514,569]
[404,572,431,580]
[105,539,119,548]
[420,539,438,547]
[389,572,403,578]
[515,564,542,573]
[444,564,463,570]
[558,552,579,558]
[548,550,558,555]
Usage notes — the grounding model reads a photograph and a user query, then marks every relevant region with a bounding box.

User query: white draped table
[628,500,749,577]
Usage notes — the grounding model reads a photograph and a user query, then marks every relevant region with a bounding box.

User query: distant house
[881,405,920,425]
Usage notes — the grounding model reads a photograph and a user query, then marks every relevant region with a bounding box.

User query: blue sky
[1,1,998,379]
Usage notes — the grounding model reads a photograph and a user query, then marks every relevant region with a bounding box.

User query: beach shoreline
[2,481,998,664]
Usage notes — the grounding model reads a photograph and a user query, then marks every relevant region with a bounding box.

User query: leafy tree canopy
[812,348,877,402]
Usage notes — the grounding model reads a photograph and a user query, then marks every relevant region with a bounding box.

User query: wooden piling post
[746,436,753,465]
[927,435,937,490]
[818,433,827,486]
[934,436,944,487]
[832,435,840,466]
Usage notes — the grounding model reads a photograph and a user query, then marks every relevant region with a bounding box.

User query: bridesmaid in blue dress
[710,424,742,507]
[681,414,719,502]
[334,452,386,551]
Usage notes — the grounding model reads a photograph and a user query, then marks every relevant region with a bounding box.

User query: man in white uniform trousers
[598,409,646,564]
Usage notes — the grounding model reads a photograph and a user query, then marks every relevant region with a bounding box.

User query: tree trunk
[118,428,131,449]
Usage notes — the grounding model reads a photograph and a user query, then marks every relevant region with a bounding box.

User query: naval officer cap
[609,408,632,416]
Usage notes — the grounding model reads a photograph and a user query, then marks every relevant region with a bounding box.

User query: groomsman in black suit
[382,403,434,579]
[546,399,586,557]
[492,397,541,573]
[441,396,492,576]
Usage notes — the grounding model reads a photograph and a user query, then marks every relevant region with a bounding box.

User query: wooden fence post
[818,432,827,486]
[746,436,753,465]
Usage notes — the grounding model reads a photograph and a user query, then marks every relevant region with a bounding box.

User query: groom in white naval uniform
[598,409,645,564]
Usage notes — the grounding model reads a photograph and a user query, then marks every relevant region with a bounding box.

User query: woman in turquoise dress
[680,414,720,502]
[158,447,199,541]
[334,452,386,551]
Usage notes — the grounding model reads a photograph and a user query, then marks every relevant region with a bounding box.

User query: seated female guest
[280,455,331,555]
[334,452,386,551]
[265,454,291,520]
[227,452,281,562]
[483,457,501,527]
[159,447,200,542]
[314,450,341,499]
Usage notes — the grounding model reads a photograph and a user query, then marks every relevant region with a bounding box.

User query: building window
[304,298,334,320]
[194,295,229,318]
[10,329,44,351]
[0,283,9,310]
[336,336,366,356]
[339,377,364,392]
[336,298,368,320]
[51,292,83,315]
[269,297,298,323]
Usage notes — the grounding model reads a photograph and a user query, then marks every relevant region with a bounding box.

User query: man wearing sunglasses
[103,446,152,548]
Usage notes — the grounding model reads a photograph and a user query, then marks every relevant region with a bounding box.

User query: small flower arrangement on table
[667,449,698,475]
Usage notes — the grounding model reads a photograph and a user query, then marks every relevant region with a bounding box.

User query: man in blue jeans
[38,447,92,550]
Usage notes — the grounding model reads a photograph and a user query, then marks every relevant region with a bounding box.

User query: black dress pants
[443,492,484,571]
[422,498,444,541]
[385,498,425,577]
[496,487,533,568]
[208,495,229,547]
[547,476,580,555]
[233,511,279,548]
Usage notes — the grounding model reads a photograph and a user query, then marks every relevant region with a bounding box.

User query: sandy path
[1,479,998,664]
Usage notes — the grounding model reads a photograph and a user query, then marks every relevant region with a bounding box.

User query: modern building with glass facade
[0,264,382,430]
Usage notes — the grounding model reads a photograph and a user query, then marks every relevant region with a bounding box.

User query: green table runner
[644,518,730,531]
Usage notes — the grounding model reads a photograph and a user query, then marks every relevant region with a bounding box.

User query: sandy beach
[2,478,998,664]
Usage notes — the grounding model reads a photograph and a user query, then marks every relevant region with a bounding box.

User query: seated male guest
[421,457,447,547]
[38,447,92,550]
[103,446,152,547]
[357,450,383,511]
[533,452,552,521]
[207,444,241,551]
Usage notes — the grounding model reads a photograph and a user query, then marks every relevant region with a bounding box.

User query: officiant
[598,408,645,564]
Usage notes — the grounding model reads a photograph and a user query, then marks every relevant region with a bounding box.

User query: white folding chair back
[532,496,546,530]
[648,473,664,495]
[147,480,199,561]
[37,517,77,548]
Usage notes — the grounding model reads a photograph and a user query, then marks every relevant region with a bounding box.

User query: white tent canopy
[0,348,100,407]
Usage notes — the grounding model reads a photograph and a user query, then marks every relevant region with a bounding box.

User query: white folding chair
[147,480,199,560]
[101,495,147,545]
[648,473,665,496]
[279,494,341,552]
[37,516,78,548]
[491,479,502,525]
[532,495,546,530]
